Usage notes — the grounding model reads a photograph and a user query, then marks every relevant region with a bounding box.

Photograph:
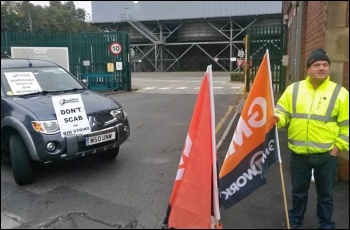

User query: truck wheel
[9,133,34,185]
[100,147,119,160]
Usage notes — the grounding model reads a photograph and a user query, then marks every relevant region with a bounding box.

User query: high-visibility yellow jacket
[275,76,349,154]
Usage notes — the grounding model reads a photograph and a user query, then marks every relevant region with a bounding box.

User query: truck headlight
[110,109,127,120]
[32,120,60,134]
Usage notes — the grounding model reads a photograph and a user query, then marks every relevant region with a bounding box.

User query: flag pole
[277,138,291,229]
[266,50,290,229]
[207,65,222,229]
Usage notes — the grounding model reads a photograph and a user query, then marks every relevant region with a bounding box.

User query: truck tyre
[100,147,119,160]
[9,133,34,185]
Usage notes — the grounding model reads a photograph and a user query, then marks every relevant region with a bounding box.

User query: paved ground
[2,90,349,229]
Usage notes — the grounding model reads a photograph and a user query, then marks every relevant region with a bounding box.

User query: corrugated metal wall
[92,1,282,23]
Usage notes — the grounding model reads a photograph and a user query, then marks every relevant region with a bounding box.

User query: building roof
[91,1,282,23]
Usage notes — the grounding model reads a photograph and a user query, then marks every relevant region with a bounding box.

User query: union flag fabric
[162,65,221,229]
[219,50,279,208]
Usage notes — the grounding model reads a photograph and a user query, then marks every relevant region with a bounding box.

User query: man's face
[307,60,330,81]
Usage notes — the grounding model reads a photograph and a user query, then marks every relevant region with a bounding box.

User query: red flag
[162,65,221,229]
[219,50,279,208]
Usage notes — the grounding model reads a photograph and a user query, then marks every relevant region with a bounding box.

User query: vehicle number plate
[86,132,115,146]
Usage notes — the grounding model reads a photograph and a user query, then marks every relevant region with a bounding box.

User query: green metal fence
[247,24,287,92]
[1,31,131,92]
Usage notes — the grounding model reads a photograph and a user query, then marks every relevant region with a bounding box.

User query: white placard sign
[4,72,42,95]
[116,62,123,70]
[51,94,91,137]
[83,60,90,66]
[11,47,70,71]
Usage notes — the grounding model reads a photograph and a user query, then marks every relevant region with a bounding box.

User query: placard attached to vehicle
[4,72,42,95]
[52,94,91,137]
[86,131,116,146]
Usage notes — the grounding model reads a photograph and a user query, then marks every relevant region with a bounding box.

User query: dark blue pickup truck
[1,58,130,185]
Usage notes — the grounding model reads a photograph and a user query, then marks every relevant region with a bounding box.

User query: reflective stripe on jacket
[275,76,349,154]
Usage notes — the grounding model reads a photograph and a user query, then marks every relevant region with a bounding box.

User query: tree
[1,1,99,33]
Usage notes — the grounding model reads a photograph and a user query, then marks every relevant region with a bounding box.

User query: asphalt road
[1,72,348,229]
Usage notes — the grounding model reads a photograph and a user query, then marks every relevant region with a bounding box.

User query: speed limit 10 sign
[109,42,122,55]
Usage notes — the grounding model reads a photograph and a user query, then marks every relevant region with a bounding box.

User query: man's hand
[274,115,280,124]
[330,145,340,157]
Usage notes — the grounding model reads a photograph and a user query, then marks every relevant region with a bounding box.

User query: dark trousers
[289,151,337,229]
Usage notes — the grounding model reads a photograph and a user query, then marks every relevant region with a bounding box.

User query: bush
[230,72,245,82]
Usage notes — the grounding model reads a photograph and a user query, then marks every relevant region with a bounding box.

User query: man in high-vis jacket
[274,48,349,229]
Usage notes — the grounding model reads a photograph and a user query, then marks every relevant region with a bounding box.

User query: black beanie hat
[306,48,330,67]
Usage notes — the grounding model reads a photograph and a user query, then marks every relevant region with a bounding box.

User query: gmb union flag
[219,50,279,209]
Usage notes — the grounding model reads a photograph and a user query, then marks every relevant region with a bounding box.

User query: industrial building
[90,1,283,72]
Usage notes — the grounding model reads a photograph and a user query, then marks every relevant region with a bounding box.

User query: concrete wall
[325,1,349,91]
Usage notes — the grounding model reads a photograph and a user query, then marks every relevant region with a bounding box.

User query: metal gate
[1,31,131,92]
[246,24,287,92]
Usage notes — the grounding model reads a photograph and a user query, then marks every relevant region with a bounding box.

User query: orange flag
[162,65,221,229]
[219,50,279,208]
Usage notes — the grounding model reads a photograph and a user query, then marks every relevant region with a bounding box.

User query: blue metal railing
[80,73,117,91]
